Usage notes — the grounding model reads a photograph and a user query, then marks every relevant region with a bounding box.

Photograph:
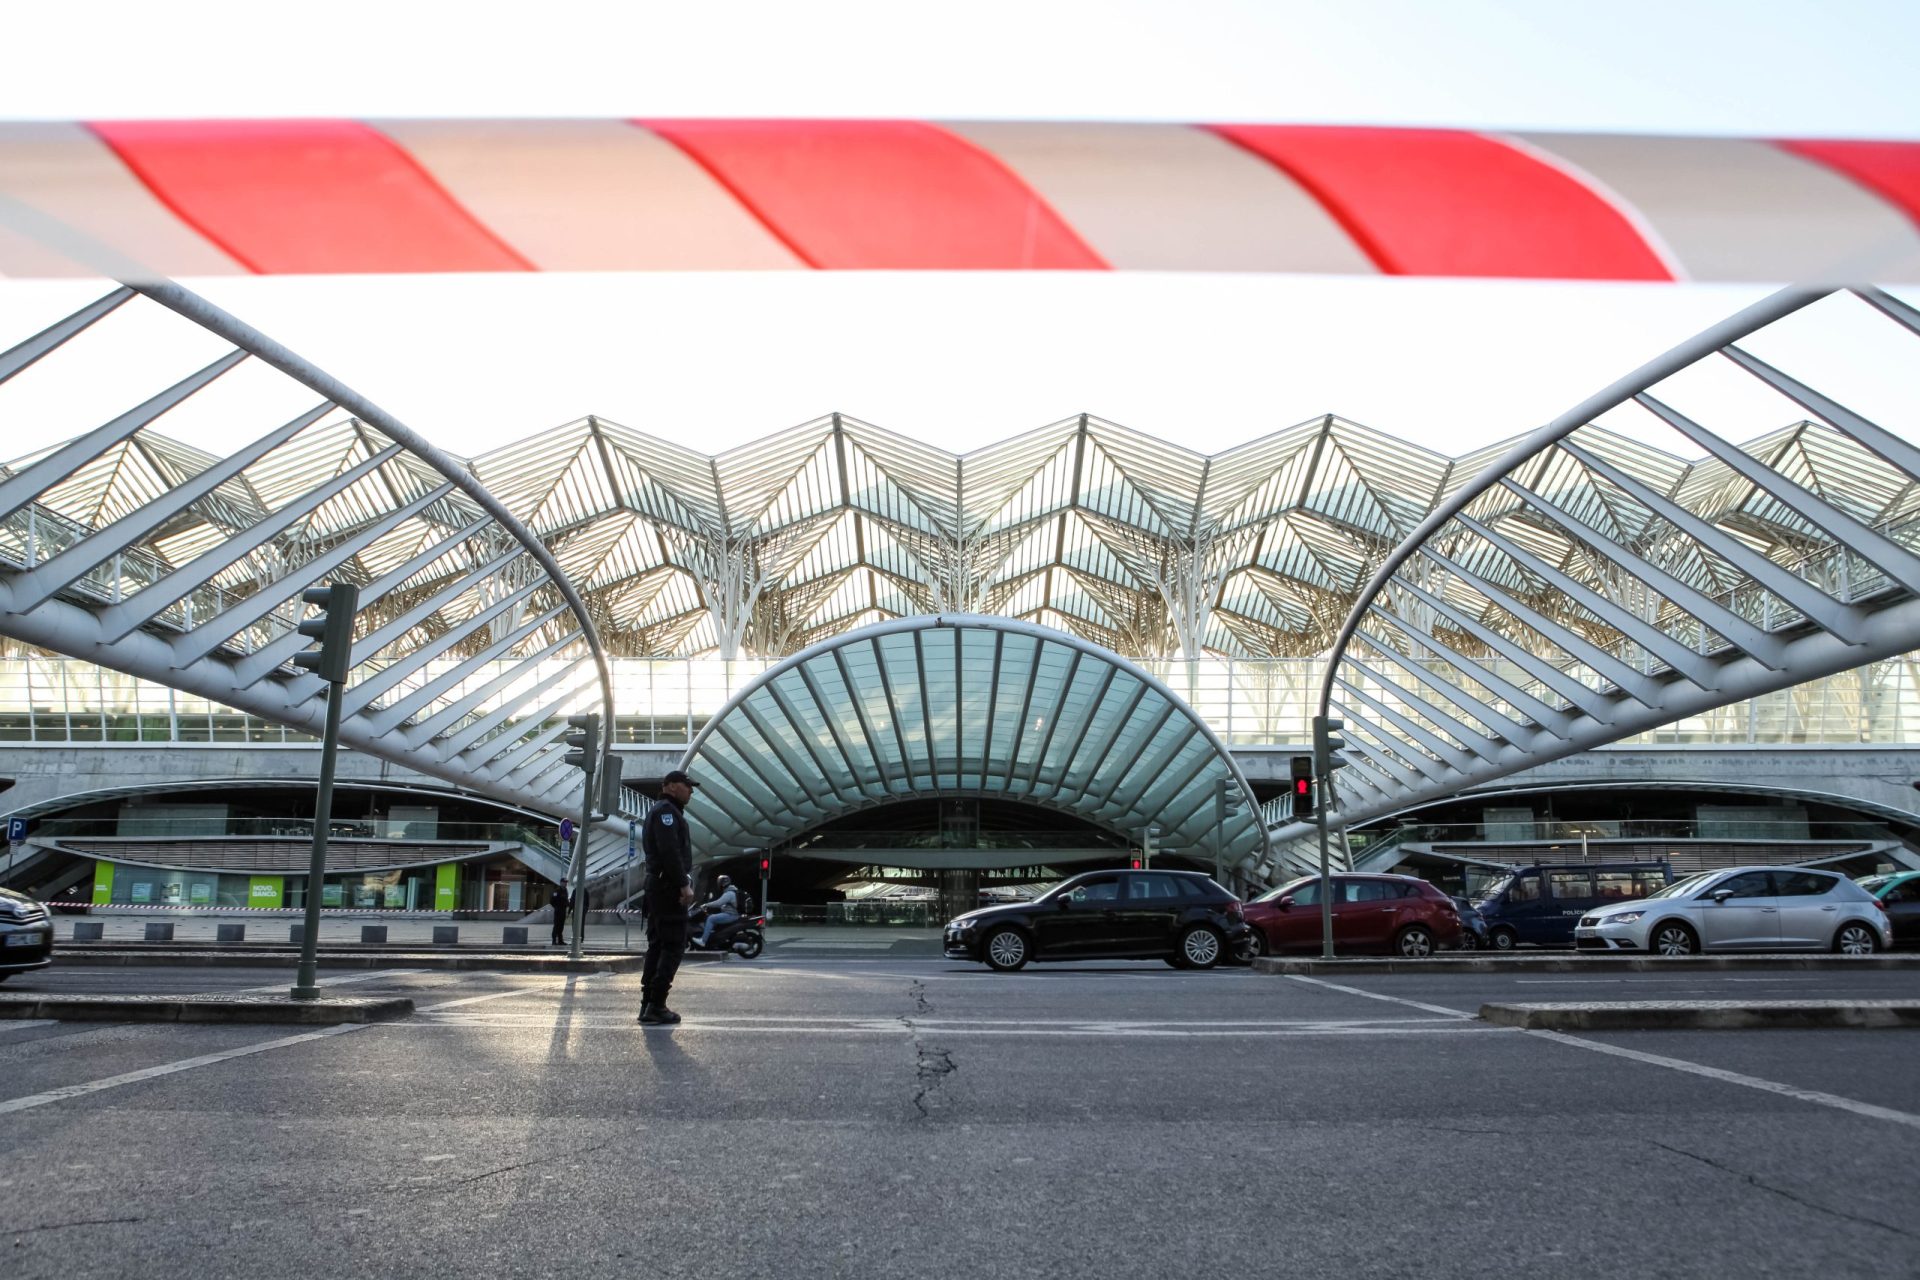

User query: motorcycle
[685,905,765,959]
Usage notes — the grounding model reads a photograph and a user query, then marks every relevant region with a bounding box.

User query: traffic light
[760,855,771,875]
[292,583,360,684]
[1313,715,1348,778]
[599,766,626,817]
[1130,854,1143,870]
[563,712,599,772]
[1290,754,1315,820]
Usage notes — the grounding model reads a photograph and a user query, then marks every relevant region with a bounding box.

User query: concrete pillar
[936,870,979,925]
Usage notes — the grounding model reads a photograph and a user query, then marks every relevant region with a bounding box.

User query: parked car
[1475,860,1672,950]
[1451,896,1490,950]
[1575,866,1891,955]
[1242,874,1463,958]
[943,869,1250,971]
[1857,871,1920,948]
[0,887,54,981]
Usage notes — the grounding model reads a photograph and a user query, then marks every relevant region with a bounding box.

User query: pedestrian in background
[638,769,699,1025]
[550,878,570,947]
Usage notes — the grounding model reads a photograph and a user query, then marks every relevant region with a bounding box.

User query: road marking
[0,1020,59,1037]
[773,942,897,950]
[1285,973,1472,1018]
[385,1018,1495,1038]
[0,1024,366,1115]
[0,980,578,1115]
[1524,1031,1920,1132]
[1286,973,1920,1131]
[227,969,421,996]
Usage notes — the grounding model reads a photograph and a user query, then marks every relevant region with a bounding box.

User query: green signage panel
[91,860,114,905]
[435,863,458,911]
[248,875,284,908]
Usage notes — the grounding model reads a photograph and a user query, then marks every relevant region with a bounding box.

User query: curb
[1254,955,1920,975]
[1479,999,1920,1030]
[0,994,415,1026]
[48,949,675,974]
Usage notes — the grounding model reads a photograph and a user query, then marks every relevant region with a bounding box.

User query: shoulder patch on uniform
[662,813,674,826]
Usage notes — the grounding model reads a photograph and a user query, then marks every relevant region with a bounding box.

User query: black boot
[638,1003,668,1025]
[655,1005,683,1024]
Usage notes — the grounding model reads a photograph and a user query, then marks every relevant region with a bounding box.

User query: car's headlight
[1607,912,1644,924]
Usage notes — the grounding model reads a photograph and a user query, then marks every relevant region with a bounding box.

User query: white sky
[2,0,1918,460]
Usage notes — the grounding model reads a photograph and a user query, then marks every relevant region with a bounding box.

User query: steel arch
[666,614,1268,877]
[0,283,621,863]
[1274,285,1920,864]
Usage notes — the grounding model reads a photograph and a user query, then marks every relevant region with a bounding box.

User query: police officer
[638,769,698,1025]
[549,878,570,947]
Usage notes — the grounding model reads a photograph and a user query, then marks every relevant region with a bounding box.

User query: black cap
[663,770,700,788]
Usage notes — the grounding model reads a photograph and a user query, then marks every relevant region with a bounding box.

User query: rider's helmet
[716,874,732,889]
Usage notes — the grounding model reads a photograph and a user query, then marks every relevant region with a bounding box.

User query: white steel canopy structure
[464,410,1449,663]
[1278,286,1920,865]
[0,284,621,875]
[679,615,1267,871]
[4,278,1918,890]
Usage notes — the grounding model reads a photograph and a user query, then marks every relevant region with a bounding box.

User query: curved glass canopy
[682,615,1267,872]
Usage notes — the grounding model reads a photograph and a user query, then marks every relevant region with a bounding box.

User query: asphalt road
[2,959,1917,1279]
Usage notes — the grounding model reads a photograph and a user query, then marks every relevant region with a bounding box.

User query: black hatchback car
[944,869,1251,971]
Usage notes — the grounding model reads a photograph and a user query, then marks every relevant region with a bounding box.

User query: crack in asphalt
[435,1135,627,1191]
[11,1215,147,1236]
[903,979,955,1120]
[1649,1141,1917,1239]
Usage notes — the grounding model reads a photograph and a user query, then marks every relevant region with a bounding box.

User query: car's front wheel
[1834,922,1879,955]
[1177,924,1224,970]
[983,926,1031,972]
[1240,928,1268,961]
[1395,925,1436,959]
[1650,921,1699,957]
[1489,927,1518,951]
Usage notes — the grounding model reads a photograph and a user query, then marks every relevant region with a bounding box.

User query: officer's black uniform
[639,789,694,1017]
[550,881,570,946]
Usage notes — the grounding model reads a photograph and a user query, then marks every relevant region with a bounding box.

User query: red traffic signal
[759,856,771,874]
[1290,754,1316,820]
[1129,856,1143,870]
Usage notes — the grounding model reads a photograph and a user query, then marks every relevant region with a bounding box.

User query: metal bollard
[502,926,529,945]
[217,924,246,943]
[360,925,388,945]
[144,922,175,942]
[73,921,104,941]
[432,925,459,945]
[289,924,306,945]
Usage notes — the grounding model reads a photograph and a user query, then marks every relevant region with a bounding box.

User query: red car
[1242,873,1462,958]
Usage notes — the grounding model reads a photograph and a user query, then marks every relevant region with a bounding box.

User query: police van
[1473,861,1673,950]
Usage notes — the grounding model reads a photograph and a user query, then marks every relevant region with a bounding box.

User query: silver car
[0,887,54,981]
[1574,866,1892,956]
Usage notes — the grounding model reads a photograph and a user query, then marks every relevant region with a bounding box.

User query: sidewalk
[51,912,943,954]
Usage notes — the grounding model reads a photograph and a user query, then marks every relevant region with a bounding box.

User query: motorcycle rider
[693,874,740,949]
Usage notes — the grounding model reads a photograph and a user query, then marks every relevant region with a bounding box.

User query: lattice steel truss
[465,410,1451,661]
[0,285,620,867]
[1285,286,1920,865]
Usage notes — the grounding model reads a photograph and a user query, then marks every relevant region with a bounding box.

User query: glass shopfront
[89,859,471,910]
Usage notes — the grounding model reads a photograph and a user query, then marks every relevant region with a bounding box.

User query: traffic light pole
[569,761,591,961]
[291,664,345,999]
[1316,782,1335,959]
